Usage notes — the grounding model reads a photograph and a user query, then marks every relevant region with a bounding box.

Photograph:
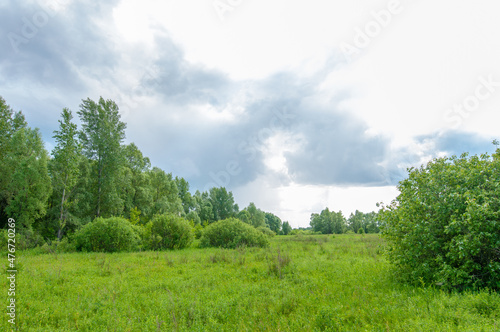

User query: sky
[1,0,500,228]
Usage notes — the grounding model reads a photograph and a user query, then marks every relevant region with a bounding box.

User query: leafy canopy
[380,148,500,290]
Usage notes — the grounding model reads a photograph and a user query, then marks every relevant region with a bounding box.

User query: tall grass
[3,234,499,331]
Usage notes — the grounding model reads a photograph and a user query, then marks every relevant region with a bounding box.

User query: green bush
[380,149,500,290]
[257,226,276,237]
[40,237,76,254]
[74,217,140,252]
[193,224,204,239]
[1,228,45,251]
[200,218,269,249]
[148,214,193,250]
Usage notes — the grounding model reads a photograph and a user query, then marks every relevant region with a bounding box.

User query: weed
[209,249,230,263]
[165,256,174,267]
[179,255,188,264]
[267,247,291,279]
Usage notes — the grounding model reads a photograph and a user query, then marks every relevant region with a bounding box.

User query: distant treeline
[0,96,291,247]
[309,208,379,235]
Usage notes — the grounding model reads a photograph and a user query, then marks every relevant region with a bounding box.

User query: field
[4,234,500,331]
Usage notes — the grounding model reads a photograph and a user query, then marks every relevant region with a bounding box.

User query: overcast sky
[1,0,499,227]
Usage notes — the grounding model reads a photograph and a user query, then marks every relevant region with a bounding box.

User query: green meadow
[4,234,500,331]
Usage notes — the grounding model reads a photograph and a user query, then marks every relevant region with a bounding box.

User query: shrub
[200,218,269,249]
[1,228,45,251]
[148,214,193,250]
[74,217,140,252]
[40,237,76,254]
[257,226,276,237]
[193,224,203,239]
[380,150,500,290]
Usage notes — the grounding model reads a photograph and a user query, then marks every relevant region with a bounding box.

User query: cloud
[282,105,389,186]
[1,0,120,89]
[416,131,497,157]
[0,0,123,136]
[4,0,496,202]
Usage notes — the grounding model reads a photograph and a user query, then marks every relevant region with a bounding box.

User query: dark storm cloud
[148,37,232,105]
[3,0,472,193]
[0,0,122,138]
[284,110,389,186]
[135,63,396,190]
[1,0,120,90]
[132,77,307,191]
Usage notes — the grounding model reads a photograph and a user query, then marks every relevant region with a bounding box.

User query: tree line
[309,208,379,234]
[0,96,289,246]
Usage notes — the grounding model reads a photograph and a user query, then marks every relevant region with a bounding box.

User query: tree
[237,209,251,224]
[175,176,194,215]
[281,221,292,235]
[120,143,153,221]
[50,108,82,240]
[348,210,364,233]
[265,212,282,234]
[148,167,183,217]
[364,211,380,233]
[208,187,238,222]
[380,148,500,290]
[78,97,127,218]
[241,202,266,228]
[0,97,16,225]
[310,208,346,234]
[2,113,52,230]
[193,190,213,224]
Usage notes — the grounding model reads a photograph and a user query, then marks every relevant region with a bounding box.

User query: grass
[3,234,500,331]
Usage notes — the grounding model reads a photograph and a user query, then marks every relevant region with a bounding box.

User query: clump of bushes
[147,213,193,250]
[200,218,269,249]
[380,149,500,290]
[40,237,76,254]
[257,226,276,237]
[74,217,140,252]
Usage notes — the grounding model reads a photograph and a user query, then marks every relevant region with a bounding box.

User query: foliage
[78,97,127,218]
[0,228,45,250]
[0,107,52,230]
[128,207,141,225]
[208,187,238,222]
[237,202,269,229]
[281,221,292,235]
[193,223,204,239]
[310,208,346,234]
[185,210,201,225]
[49,108,82,240]
[348,210,379,233]
[380,150,500,290]
[200,218,269,249]
[175,176,195,215]
[0,96,285,248]
[148,167,183,217]
[40,237,77,254]
[120,143,153,221]
[257,226,276,237]
[193,190,213,223]
[74,217,140,252]
[148,213,193,250]
[265,212,282,234]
